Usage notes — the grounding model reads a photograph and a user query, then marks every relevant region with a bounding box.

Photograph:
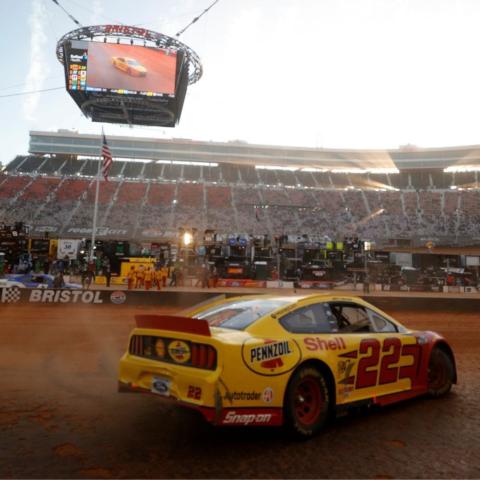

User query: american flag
[101,133,113,181]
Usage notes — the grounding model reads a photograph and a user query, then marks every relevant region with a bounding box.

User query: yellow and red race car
[118,294,456,437]
[111,57,147,77]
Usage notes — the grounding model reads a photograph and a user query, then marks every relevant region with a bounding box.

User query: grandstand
[1,130,480,246]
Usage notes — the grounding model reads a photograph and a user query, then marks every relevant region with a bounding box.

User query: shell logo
[168,340,191,363]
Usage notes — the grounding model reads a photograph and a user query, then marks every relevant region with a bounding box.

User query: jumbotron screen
[67,40,177,97]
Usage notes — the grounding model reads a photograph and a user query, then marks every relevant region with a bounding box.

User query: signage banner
[57,239,81,259]
[0,287,223,307]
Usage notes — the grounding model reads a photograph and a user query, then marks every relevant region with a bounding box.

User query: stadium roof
[29,130,480,171]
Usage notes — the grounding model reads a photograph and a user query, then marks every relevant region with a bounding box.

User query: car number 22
[356,338,421,389]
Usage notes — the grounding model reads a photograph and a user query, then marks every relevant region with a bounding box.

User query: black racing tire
[427,348,454,397]
[284,366,330,438]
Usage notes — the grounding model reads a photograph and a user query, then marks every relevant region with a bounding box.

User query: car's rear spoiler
[134,315,211,337]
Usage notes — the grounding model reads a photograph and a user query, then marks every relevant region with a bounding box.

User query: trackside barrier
[362,295,480,313]
[0,287,223,307]
[1,287,479,313]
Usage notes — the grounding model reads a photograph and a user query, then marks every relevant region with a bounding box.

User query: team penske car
[118,294,456,437]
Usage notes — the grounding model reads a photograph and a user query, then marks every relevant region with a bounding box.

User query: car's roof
[190,293,372,318]
[212,293,367,304]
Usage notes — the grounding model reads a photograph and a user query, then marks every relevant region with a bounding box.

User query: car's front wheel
[427,348,454,397]
[284,365,330,438]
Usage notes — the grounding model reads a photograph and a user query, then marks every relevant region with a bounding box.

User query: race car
[0,277,24,288]
[111,57,147,77]
[118,294,456,437]
[5,273,81,289]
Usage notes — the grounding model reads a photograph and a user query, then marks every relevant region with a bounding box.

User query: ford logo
[153,380,168,393]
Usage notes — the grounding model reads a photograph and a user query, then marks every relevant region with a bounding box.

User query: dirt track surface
[1,302,479,479]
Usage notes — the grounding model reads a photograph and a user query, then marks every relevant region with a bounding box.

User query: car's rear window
[195,298,291,330]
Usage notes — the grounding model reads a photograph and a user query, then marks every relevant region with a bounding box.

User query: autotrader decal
[223,391,261,402]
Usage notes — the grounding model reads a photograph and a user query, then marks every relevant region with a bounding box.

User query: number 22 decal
[355,338,420,389]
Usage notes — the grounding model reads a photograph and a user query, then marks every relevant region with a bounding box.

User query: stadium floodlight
[368,168,400,174]
[56,25,202,127]
[155,160,218,167]
[301,167,329,172]
[444,165,480,172]
[182,231,193,247]
[332,167,400,174]
[332,168,367,174]
[255,165,299,171]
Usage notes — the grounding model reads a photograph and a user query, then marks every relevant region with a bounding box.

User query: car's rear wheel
[427,348,454,397]
[284,366,330,438]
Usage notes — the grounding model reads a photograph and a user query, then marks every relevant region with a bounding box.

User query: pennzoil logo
[168,340,191,363]
[242,339,301,376]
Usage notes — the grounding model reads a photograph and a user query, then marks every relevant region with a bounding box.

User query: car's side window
[280,303,334,333]
[366,309,398,333]
[328,302,375,333]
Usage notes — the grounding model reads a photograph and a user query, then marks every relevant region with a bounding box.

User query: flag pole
[89,127,103,260]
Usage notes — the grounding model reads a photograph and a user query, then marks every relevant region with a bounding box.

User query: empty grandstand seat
[206,186,232,208]
[163,164,183,180]
[294,171,316,187]
[56,179,89,201]
[147,183,175,206]
[16,156,44,173]
[19,177,61,201]
[117,182,147,205]
[220,164,240,183]
[0,176,32,199]
[38,157,65,174]
[410,171,431,190]
[123,162,144,179]
[183,165,202,182]
[177,183,204,207]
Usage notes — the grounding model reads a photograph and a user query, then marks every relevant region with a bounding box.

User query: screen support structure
[120,99,131,127]
[57,25,202,127]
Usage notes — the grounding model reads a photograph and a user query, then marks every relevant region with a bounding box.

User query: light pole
[364,241,372,293]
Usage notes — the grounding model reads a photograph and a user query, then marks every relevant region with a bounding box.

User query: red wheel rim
[428,355,447,390]
[293,376,323,426]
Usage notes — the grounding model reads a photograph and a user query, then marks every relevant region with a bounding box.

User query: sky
[2,0,480,165]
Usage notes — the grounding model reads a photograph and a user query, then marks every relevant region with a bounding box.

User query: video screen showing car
[84,42,177,96]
